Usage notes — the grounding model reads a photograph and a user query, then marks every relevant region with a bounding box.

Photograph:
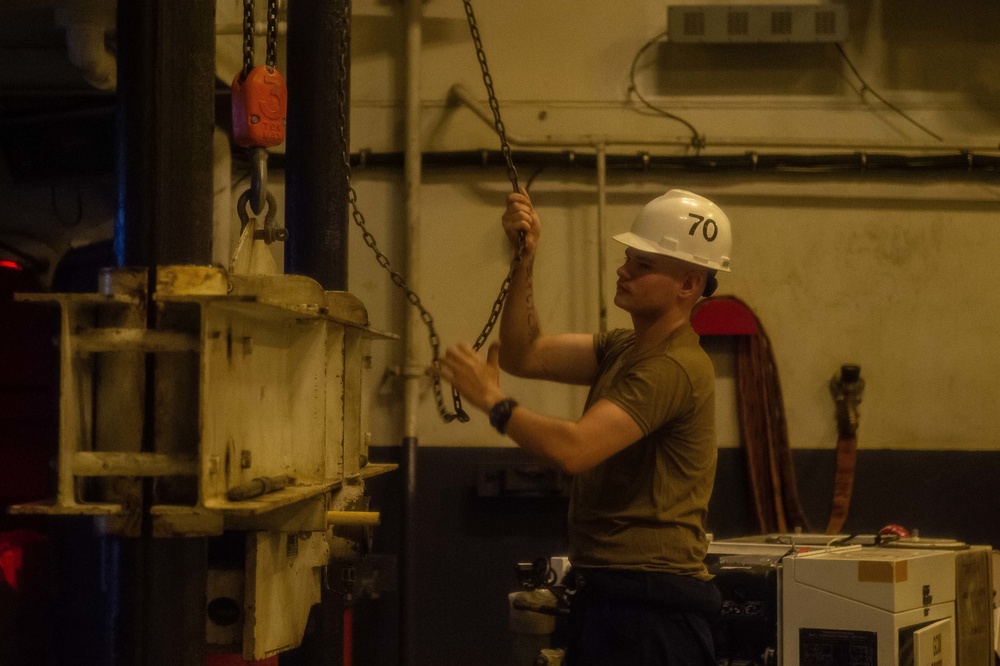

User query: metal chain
[335,3,468,423]
[242,0,279,74]
[461,0,526,353]
[266,0,278,68]
[331,1,526,422]
[241,0,254,78]
[461,0,519,193]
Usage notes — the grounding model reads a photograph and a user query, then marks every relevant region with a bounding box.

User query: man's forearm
[500,398,644,476]
[498,252,541,374]
[503,403,583,474]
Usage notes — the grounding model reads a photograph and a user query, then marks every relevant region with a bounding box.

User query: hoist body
[231,65,287,148]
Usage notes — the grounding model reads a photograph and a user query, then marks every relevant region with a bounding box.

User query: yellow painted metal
[326,510,381,527]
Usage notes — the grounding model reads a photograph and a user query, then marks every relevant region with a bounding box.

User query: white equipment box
[782,546,957,666]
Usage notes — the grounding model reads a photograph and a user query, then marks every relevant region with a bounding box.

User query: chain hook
[237,189,253,230]
[249,147,268,215]
[237,189,284,244]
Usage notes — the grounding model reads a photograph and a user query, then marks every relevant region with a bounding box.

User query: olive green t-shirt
[567,323,716,580]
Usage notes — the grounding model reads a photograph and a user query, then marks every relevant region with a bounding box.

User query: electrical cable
[625,33,945,148]
[627,31,704,150]
[835,43,944,143]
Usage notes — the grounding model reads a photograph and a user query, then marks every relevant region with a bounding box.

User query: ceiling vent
[667,3,848,43]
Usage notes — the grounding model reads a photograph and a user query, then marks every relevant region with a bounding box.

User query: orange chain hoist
[231,0,286,217]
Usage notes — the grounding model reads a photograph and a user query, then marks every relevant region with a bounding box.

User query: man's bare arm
[498,190,598,385]
[503,398,644,474]
[439,344,642,475]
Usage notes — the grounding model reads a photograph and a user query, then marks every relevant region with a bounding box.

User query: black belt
[569,568,721,617]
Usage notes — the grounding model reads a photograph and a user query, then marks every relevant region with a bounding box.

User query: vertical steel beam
[115,0,215,269]
[285,0,350,290]
[113,2,214,665]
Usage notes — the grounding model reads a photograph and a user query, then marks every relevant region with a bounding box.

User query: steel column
[115,0,215,269]
[113,2,214,665]
[284,0,350,290]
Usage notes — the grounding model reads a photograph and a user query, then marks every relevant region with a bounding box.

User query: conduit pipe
[269,149,1000,173]
[449,83,1000,153]
[401,0,423,664]
[403,1,424,443]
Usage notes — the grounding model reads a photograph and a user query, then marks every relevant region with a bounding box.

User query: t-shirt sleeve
[594,328,628,365]
[602,356,694,436]
[593,330,610,363]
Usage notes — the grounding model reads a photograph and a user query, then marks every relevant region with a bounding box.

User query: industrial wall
[339,0,1000,455]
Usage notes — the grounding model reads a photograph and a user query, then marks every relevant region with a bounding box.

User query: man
[439,187,732,665]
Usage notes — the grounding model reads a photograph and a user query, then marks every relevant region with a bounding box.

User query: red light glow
[0,260,23,271]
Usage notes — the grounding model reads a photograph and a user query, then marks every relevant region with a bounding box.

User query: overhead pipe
[449,83,1000,153]
[268,149,1000,174]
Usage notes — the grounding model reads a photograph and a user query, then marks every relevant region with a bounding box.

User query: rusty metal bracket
[830,364,865,438]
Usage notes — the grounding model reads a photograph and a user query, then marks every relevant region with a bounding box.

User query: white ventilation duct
[54,1,116,91]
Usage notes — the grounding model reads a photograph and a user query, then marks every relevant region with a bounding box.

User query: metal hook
[249,147,269,215]
[237,189,286,243]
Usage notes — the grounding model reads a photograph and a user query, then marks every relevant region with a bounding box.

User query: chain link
[242,0,279,75]
[241,0,254,78]
[266,0,278,69]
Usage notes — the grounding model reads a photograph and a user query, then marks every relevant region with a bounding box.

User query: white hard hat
[613,189,732,272]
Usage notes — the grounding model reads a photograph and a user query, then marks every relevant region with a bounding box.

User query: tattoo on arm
[525,260,540,343]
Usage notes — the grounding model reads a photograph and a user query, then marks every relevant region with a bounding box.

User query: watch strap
[488,398,518,435]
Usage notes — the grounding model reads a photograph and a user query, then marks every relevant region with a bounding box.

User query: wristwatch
[488,398,519,435]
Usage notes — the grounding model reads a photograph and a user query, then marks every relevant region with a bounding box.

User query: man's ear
[679,270,705,298]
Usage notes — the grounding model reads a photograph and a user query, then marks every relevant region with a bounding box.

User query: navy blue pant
[565,568,720,666]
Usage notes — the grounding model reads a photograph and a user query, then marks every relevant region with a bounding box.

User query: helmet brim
[612,232,731,272]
